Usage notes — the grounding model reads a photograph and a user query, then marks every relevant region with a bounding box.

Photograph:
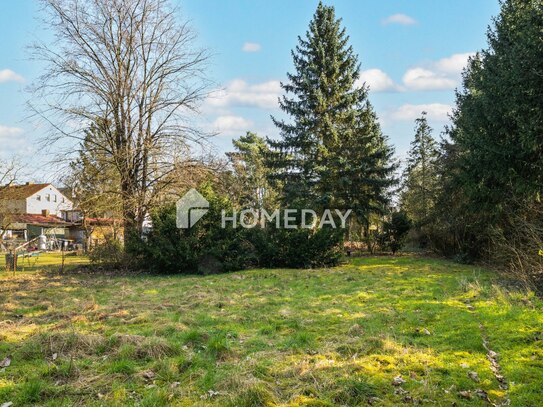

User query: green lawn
[0,252,89,272]
[0,256,542,406]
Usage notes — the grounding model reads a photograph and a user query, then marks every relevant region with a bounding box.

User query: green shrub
[88,238,124,266]
[133,187,258,274]
[253,225,344,268]
[133,186,345,274]
[378,211,412,254]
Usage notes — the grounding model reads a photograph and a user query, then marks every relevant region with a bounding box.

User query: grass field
[1,256,542,406]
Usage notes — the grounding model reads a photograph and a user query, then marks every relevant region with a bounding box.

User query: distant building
[0,183,73,216]
[0,182,121,249]
[0,183,73,242]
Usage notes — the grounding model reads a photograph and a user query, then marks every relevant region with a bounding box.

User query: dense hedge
[132,191,345,274]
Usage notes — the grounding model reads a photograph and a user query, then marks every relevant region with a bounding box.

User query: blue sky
[0,0,500,178]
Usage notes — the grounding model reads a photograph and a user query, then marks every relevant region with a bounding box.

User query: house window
[54,195,57,202]
[46,194,50,202]
[36,195,41,201]
[62,197,65,203]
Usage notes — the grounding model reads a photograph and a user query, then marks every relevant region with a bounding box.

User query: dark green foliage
[134,186,344,274]
[267,1,396,220]
[252,223,345,269]
[67,122,123,222]
[227,132,277,210]
[378,211,412,254]
[433,0,543,268]
[133,186,258,274]
[401,112,440,248]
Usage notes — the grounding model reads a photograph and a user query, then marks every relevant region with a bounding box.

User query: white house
[0,183,73,216]
[0,183,74,242]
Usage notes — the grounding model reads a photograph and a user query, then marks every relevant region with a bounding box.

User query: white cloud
[433,52,475,75]
[242,42,262,53]
[382,14,417,26]
[403,52,474,91]
[207,79,282,109]
[0,125,32,158]
[0,125,24,139]
[0,69,24,83]
[211,115,253,134]
[358,69,401,92]
[402,68,457,91]
[390,103,453,122]
[354,52,474,94]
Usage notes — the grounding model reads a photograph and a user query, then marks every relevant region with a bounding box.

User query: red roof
[11,214,71,226]
[83,217,119,226]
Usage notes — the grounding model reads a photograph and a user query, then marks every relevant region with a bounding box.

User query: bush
[253,225,344,268]
[133,187,345,274]
[132,188,257,274]
[488,202,543,290]
[88,238,124,266]
[378,211,412,254]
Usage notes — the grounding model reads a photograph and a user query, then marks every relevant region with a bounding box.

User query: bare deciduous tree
[0,158,23,242]
[30,0,211,246]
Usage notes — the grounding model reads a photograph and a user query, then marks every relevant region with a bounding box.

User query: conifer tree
[401,112,439,229]
[435,0,543,260]
[227,132,276,209]
[268,1,396,222]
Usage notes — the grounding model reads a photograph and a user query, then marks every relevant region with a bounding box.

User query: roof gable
[0,183,71,202]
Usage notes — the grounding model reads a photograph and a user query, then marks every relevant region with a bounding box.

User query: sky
[0,0,500,180]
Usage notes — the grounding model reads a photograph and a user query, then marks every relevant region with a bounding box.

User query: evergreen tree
[67,122,123,221]
[226,132,276,209]
[401,112,439,233]
[333,106,397,226]
[436,0,543,259]
[268,1,396,221]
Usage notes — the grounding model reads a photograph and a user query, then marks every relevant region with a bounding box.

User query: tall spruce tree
[435,0,543,260]
[268,1,396,221]
[401,112,439,230]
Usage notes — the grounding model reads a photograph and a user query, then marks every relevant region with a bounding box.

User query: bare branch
[30,0,213,238]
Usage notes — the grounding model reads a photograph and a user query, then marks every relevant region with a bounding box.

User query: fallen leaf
[368,397,381,405]
[458,390,471,399]
[52,353,58,360]
[468,371,480,383]
[0,357,11,368]
[488,350,498,359]
[392,375,406,386]
[474,389,489,399]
